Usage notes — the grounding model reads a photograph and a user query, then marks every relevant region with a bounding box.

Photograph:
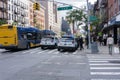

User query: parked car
[57,35,78,51]
[40,36,58,49]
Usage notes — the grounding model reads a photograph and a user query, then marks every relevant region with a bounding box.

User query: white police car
[57,35,78,51]
[40,36,58,49]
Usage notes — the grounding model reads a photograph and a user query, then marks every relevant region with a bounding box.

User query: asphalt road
[0,48,120,80]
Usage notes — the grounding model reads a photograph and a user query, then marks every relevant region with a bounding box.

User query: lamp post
[86,0,91,49]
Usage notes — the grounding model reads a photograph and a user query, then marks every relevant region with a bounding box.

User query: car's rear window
[41,37,54,40]
[61,38,74,41]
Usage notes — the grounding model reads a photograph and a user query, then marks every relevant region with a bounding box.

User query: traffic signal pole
[86,0,91,49]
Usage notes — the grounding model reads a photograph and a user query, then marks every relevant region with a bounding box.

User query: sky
[55,0,97,17]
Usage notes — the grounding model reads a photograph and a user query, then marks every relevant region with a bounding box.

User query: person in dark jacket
[78,36,84,50]
[85,35,89,49]
[118,36,120,53]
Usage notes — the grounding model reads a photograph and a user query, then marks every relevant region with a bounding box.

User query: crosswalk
[0,48,83,55]
[88,55,120,80]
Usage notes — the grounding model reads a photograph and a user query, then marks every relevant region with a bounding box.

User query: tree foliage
[66,9,87,33]
[90,16,102,34]
[0,19,7,25]
[66,9,86,26]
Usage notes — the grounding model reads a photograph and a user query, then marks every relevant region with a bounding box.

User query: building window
[8,13,11,20]
[8,4,10,11]
[119,0,120,11]
[12,14,14,20]
[12,5,14,12]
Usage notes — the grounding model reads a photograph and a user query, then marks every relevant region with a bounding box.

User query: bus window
[37,33,41,39]
[8,25,13,29]
[21,34,27,39]
[27,32,37,40]
[27,33,33,40]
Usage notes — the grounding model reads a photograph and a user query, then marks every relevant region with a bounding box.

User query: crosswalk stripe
[22,49,35,53]
[64,52,68,54]
[53,51,59,54]
[89,59,120,61]
[88,55,120,80]
[89,61,109,63]
[90,63,120,66]
[30,51,39,54]
[47,50,56,54]
[91,72,120,75]
[90,67,120,70]
[37,50,49,54]
[73,51,77,54]
[91,79,120,80]
[88,57,120,58]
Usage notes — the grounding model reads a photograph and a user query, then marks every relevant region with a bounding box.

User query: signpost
[57,6,72,11]
[89,15,98,22]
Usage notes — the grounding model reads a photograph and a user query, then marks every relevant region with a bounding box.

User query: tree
[12,22,18,26]
[90,16,102,35]
[0,19,7,25]
[36,23,40,29]
[66,9,87,34]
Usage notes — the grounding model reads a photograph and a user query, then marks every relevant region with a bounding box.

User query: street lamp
[86,0,91,49]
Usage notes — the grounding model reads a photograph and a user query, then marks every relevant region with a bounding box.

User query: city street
[0,47,120,80]
[1,0,120,80]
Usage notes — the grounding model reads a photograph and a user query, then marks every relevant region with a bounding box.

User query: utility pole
[86,0,91,49]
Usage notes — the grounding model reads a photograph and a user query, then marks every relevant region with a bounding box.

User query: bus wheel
[27,44,30,49]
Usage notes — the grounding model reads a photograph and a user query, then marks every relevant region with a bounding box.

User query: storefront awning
[102,21,120,32]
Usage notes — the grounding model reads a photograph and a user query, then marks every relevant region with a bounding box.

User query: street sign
[89,15,98,22]
[57,6,72,11]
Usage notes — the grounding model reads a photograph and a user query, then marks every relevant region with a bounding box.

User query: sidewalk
[84,45,120,56]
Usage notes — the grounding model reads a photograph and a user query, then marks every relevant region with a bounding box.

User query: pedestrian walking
[98,36,103,46]
[85,35,89,49]
[107,34,114,55]
[78,36,84,50]
[103,34,107,46]
[117,36,120,53]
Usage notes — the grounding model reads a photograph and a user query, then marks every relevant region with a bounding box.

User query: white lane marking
[90,63,120,66]
[48,72,53,75]
[30,51,38,54]
[76,63,86,65]
[56,62,61,65]
[41,62,52,64]
[89,61,109,63]
[37,50,48,54]
[69,63,86,65]
[64,52,68,54]
[53,51,59,54]
[50,50,59,54]
[91,72,120,75]
[91,79,120,80]
[89,59,120,61]
[73,51,77,54]
[87,56,120,58]
[90,67,120,70]
[22,50,35,53]
[47,50,56,54]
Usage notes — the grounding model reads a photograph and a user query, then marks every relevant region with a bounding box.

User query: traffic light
[33,3,40,10]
